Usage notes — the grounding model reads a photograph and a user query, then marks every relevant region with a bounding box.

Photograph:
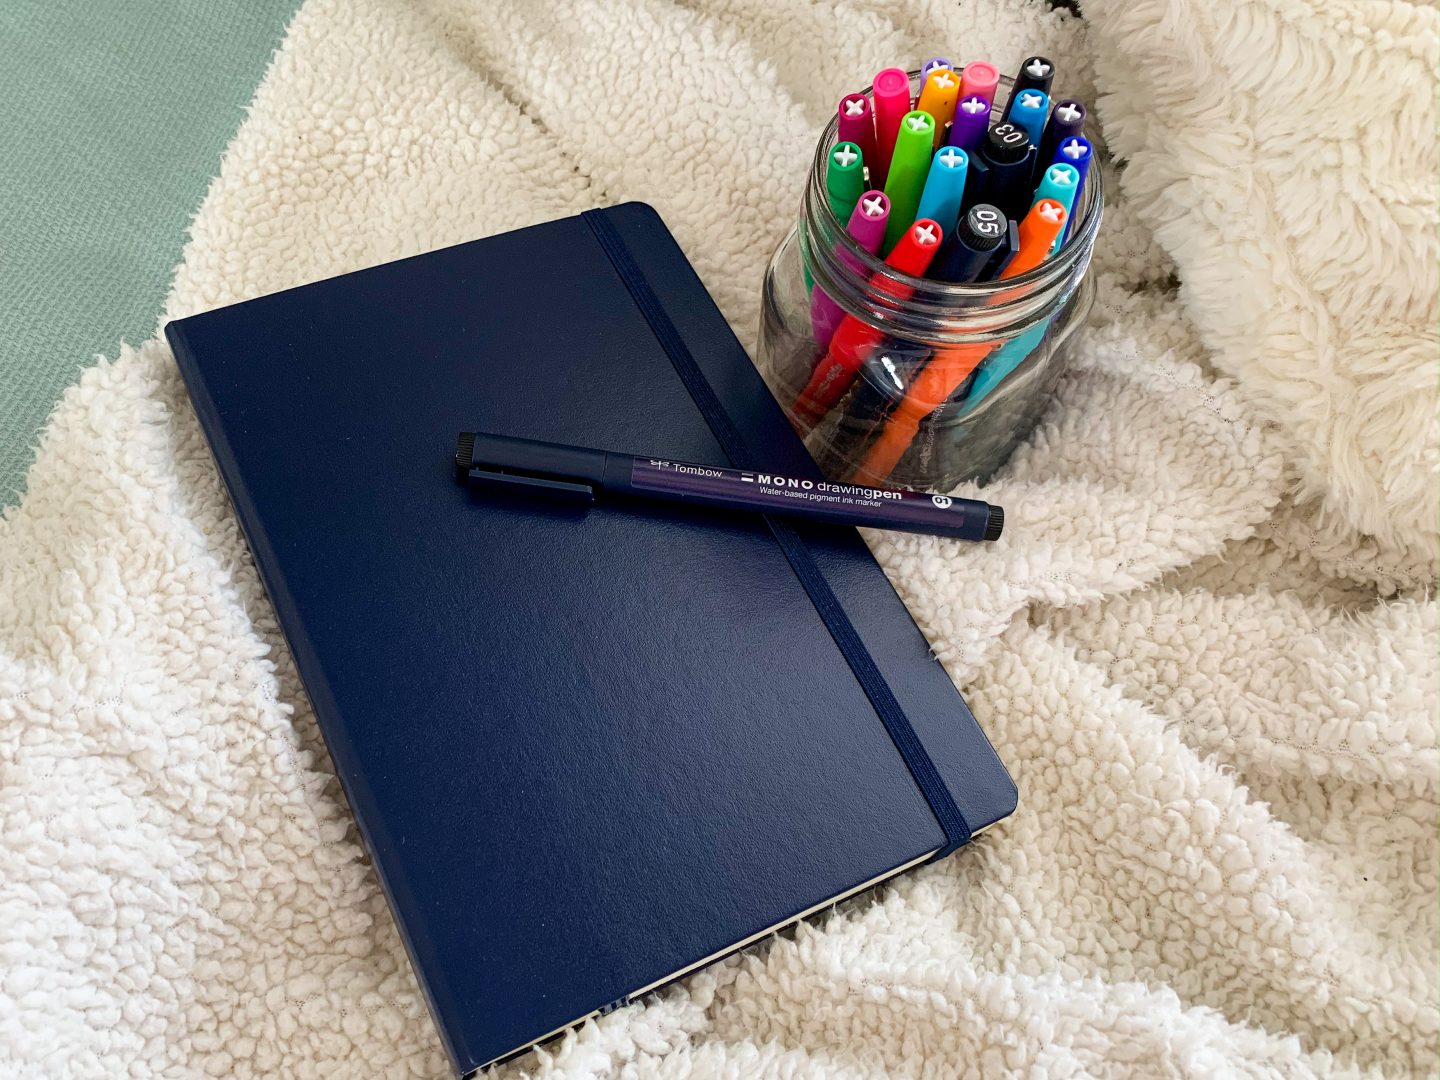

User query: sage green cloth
[0,1,299,507]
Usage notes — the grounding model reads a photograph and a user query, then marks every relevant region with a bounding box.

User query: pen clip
[463,467,596,506]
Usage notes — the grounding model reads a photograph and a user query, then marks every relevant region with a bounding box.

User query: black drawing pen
[455,432,1004,542]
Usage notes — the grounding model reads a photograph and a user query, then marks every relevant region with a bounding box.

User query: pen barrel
[615,455,1002,542]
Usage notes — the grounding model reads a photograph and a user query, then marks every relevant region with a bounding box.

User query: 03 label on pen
[630,458,969,521]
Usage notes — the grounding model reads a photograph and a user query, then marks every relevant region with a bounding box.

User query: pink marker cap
[870,67,913,189]
[959,61,1000,108]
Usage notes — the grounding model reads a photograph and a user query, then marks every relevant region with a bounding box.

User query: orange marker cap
[1001,198,1067,279]
[916,68,962,148]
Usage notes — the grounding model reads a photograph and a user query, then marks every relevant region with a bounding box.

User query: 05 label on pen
[630,458,971,524]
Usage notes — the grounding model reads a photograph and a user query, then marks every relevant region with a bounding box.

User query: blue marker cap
[1006,88,1049,145]
[914,146,970,235]
[1053,136,1094,240]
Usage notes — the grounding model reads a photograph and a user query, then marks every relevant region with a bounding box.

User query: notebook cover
[166,202,1016,1075]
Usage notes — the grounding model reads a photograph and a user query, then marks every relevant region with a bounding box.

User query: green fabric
[0,0,300,507]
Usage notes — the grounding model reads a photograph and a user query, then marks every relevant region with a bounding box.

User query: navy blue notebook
[167,203,1016,1076]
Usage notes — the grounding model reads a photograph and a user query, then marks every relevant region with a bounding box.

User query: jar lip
[806,69,1103,298]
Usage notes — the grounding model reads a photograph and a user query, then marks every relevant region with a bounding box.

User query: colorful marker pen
[809,190,890,351]
[971,121,1036,221]
[930,203,1007,283]
[826,141,866,223]
[1053,135,1093,242]
[958,61,1000,110]
[837,93,879,178]
[1037,99,1085,177]
[1005,88,1049,146]
[1031,162,1079,252]
[1003,197,1067,277]
[853,201,1067,483]
[947,95,991,153]
[871,68,912,189]
[916,67,961,149]
[456,432,1004,541]
[920,56,954,84]
[793,218,943,429]
[1004,55,1054,114]
[882,110,937,251]
[914,146,969,236]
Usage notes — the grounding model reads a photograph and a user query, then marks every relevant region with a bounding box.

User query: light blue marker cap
[1031,161,1080,251]
[914,146,969,235]
[1006,88,1049,145]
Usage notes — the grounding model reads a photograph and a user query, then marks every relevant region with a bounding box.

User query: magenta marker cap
[947,94,991,152]
[846,189,890,253]
[837,93,879,174]
[808,191,891,351]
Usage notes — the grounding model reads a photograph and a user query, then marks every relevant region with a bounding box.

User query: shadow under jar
[756,71,1102,491]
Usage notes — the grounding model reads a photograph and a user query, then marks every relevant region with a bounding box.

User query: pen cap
[958,61,999,108]
[836,93,878,168]
[947,95,991,152]
[1005,55,1054,113]
[870,67,913,187]
[765,70,1103,489]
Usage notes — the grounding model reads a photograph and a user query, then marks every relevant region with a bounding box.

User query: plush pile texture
[1,0,1435,1076]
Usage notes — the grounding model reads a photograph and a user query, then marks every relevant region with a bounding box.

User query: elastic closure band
[583,208,970,857]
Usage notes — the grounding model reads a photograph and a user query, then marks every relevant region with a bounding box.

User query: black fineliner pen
[455,432,1004,542]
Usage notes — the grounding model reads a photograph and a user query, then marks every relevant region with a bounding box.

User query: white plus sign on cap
[833,145,858,167]
[1038,203,1064,223]
[1062,140,1085,159]
[939,148,963,168]
[844,98,866,116]
[862,195,885,217]
[1019,91,1044,109]
[1056,102,1081,123]
[906,115,929,132]
[960,98,987,114]
[932,72,956,90]
[1025,59,1051,79]
[1047,166,1074,186]
[913,223,938,245]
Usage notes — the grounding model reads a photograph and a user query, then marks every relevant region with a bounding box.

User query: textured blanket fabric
[1,0,1435,1076]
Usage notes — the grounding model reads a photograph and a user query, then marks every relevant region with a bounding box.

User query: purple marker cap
[837,93,879,173]
[920,56,954,83]
[947,95,991,153]
[810,191,891,351]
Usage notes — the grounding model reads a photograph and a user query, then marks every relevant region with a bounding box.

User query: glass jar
[755,72,1101,490]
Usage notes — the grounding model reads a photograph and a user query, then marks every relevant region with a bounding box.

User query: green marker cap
[881,111,937,252]
[825,141,866,223]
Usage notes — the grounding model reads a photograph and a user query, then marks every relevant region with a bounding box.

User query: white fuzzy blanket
[2,0,1436,1076]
